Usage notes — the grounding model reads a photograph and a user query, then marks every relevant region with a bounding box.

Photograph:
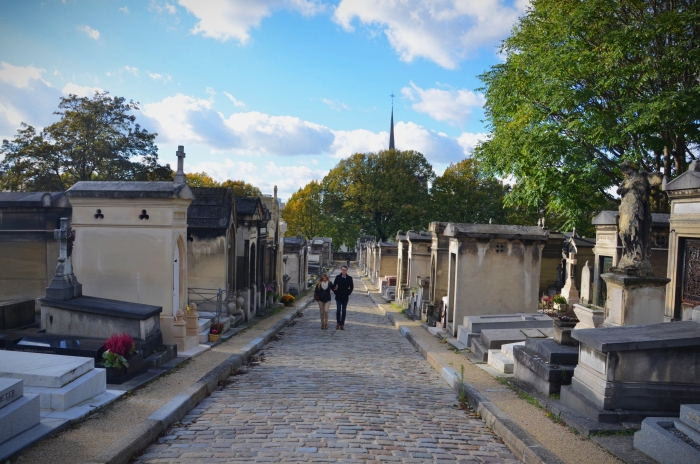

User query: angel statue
[615,161,664,276]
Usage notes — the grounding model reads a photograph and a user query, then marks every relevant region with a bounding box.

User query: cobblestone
[137,268,520,463]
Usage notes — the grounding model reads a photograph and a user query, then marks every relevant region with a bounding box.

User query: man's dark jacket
[332,274,354,302]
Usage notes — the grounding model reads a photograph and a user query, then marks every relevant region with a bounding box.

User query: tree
[475,0,700,230]
[322,150,435,242]
[221,179,262,197]
[431,159,509,224]
[282,181,324,239]
[186,171,220,187]
[0,92,171,191]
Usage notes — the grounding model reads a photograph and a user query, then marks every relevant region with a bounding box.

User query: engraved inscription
[0,388,16,405]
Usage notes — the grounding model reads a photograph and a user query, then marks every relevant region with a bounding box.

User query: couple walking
[314,265,353,330]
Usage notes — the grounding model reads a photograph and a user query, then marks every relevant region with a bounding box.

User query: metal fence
[187,287,229,322]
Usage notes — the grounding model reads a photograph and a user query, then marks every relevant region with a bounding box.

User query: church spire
[389,92,395,150]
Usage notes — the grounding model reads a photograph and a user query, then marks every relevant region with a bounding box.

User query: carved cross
[174,145,187,183]
[54,217,75,276]
[565,250,577,285]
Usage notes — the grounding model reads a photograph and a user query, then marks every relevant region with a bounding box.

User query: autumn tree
[282,180,324,239]
[475,0,700,229]
[0,92,171,191]
[186,171,220,187]
[221,179,262,197]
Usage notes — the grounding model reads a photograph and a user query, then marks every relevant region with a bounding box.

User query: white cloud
[224,91,245,107]
[61,82,104,98]
[205,86,216,95]
[322,98,349,112]
[333,0,528,69]
[77,24,100,40]
[329,128,386,158]
[402,82,484,124]
[119,6,129,13]
[0,62,50,88]
[457,132,489,155]
[178,0,325,44]
[124,66,139,77]
[147,71,172,82]
[150,0,178,14]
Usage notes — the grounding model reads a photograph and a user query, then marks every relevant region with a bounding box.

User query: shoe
[340,325,345,330]
[336,324,339,330]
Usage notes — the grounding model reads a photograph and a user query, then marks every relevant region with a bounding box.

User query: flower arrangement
[553,295,567,305]
[280,294,295,306]
[265,285,274,297]
[210,322,224,335]
[100,333,136,369]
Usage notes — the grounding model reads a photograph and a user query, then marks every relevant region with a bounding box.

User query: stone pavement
[137,269,520,463]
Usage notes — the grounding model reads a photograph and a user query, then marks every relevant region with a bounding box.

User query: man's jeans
[336,299,348,325]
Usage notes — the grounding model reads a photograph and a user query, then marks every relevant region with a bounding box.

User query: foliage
[186,171,220,187]
[104,333,136,356]
[431,159,509,224]
[0,91,172,191]
[220,179,262,197]
[553,295,567,305]
[100,351,129,369]
[210,322,224,335]
[475,0,700,230]
[322,150,435,242]
[282,180,325,239]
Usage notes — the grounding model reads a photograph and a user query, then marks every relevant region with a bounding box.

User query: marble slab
[572,321,700,352]
[0,351,93,388]
[0,378,22,410]
[464,313,553,332]
[26,368,105,411]
[0,393,40,444]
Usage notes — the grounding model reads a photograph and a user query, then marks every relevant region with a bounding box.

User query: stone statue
[616,161,663,276]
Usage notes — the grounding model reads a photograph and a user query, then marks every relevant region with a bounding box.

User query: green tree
[475,0,700,229]
[431,159,509,224]
[282,180,324,239]
[322,150,435,242]
[186,171,220,187]
[0,91,171,191]
[221,179,262,197]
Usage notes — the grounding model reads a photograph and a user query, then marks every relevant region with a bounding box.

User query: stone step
[26,367,106,411]
[446,339,468,351]
[456,325,478,347]
[501,341,525,360]
[675,420,700,446]
[488,350,514,374]
[0,393,40,444]
[0,351,93,388]
[512,345,575,396]
[681,404,700,432]
[469,338,489,363]
[197,318,211,332]
[525,338,578,365]
[427,326,446,337]
[198,330,210,344]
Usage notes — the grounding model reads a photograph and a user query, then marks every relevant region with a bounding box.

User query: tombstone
[579,261,591,305]
[0,378,40,447]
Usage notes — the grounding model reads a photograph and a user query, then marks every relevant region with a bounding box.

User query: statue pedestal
[601,270,669,327]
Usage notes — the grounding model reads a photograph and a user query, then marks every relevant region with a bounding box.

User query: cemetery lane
[137,267,520,463]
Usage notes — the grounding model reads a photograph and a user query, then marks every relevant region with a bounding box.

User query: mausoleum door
[173,246,180,313]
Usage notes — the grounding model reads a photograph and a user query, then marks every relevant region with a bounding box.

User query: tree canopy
[0,92,172,191]
[186,172,220,187]
[184,174,262,197]
[475,0,700,229]
[430,159,509,225]
[281,180,324,239]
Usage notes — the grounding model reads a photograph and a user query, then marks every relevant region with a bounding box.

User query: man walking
[332,265,353,330]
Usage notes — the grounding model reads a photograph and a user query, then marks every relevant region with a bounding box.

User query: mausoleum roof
[379,241,398,247]
[406,231,432,242]
[236,196,263,217]
[66,181,194,199]
[663,169,700,192]
[592,210,669,226]
[444,223,549,241]
[0,192,71,209]
[188,187,234,229]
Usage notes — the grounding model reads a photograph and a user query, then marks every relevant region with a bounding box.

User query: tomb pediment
[444,223,549,241]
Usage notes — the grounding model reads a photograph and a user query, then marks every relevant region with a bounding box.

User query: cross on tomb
[54,217,76,268]
[174,145,186,183]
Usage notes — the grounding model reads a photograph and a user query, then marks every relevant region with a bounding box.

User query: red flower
[104,333,135,356]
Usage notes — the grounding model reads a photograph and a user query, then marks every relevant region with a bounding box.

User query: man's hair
[341,265,348,270]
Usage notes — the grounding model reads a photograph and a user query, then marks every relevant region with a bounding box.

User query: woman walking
[314,274,332,329]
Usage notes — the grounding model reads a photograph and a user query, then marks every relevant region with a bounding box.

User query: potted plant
[272,293,280,303]
[281,294,295,307]
[553,295,567,312]
[209,322,224,342]
[100,333,145,384]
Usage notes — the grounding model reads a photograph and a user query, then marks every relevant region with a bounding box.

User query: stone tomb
[469,326,554,363]
[0,351,107,411]
[561,322,700,422]
[0,300,35,330]
[0,330,106,361]
[0,377,40,446]
[457,313,553,348]
[513,338,578,395]
[634,404,700,464]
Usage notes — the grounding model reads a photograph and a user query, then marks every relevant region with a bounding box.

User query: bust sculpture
[615,161,663,276]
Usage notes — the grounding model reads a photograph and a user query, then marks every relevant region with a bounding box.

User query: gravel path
[137,268,519,463]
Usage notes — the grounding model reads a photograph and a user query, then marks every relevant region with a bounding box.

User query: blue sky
[0,0,527,200]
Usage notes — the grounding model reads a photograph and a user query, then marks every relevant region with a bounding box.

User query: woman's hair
[316,274,329,289]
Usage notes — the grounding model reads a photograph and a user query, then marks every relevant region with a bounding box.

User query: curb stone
[85,304,306,464]
[381,308,564,464]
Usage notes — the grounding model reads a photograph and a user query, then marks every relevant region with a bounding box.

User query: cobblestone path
[138,270,520,463]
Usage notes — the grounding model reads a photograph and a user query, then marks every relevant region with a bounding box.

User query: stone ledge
[381,306,564,464]
[38,295,162,320]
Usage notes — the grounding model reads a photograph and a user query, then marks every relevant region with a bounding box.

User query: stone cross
[580,261,591,305]
[45,217,82,301]
[561,249,580,307]
[174,145,186,184]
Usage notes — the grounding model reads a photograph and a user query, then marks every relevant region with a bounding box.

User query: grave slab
[13,334,106,361]
[26,368,106,411]
[488,350,514,374]
[463,313,553,332]
[0,393,40,444]
[525,338,579,365]
[634,417,700,464]
[0,378,22,410]
[456,326,478,347]
[0,351,93,387]
[513,345,576,395]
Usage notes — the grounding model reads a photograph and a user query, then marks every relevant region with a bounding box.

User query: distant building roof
[66,181,193,199]
[592,210,669,226]
[407,231,432,242]
[444,223,549,241]
[235,196,262,217]
[0,192,71,209]
[187,187,234,229]
[379,241,398,247]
